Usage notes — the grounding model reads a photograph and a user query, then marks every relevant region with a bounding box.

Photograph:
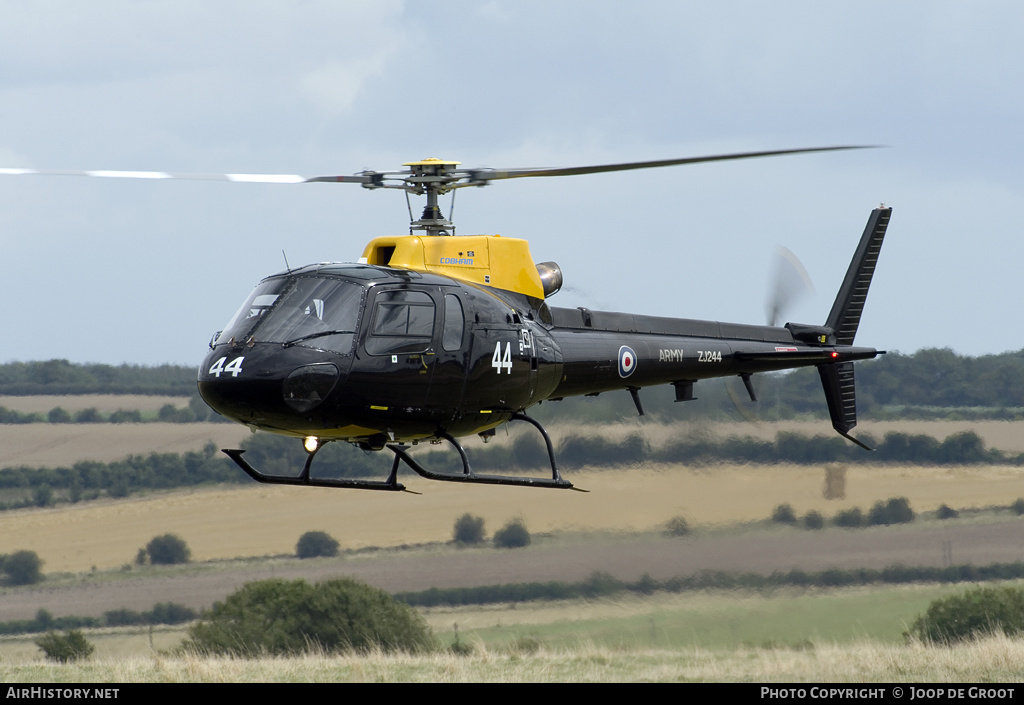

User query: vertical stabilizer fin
[817,206,891,451]
[826,207,891,345]
[817,362,872,450]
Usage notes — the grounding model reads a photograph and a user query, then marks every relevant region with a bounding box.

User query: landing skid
[224,446,407,492]
[222,412,584,492]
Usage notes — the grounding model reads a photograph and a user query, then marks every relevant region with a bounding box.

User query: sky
[0,1,1022,366]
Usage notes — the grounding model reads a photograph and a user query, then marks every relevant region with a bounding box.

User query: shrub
[833,507,864,528]
[146,602,198,625]
[74,408,102,423]
[182,577,435,656]
[452,513,486,545]
[1,550,44,585]
[803,511,824,530]
[868,497,915,526]
[450,623,474,655]
[493,518,531,548]
[663,515,691,537]
[296,531,340,558]
[450,637,474,656]
[33,485,53,508]
[104,602,196,627]
[35,630,94,663]
[1011,498,1024,516]
[771,503,797,525]
[144,534,191,565]
[47,407,71,424]
[910,586,1024,644]
[104,608,145,627]
[109,409,142,423]
[936,504,959,520]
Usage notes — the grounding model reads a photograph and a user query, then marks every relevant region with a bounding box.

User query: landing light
[304,436,320,453]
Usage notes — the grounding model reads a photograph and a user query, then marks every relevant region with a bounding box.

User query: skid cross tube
[387,412,583,491]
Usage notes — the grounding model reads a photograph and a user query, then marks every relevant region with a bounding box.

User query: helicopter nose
[198,347,346,427]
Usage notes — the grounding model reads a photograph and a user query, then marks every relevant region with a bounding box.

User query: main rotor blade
[0,145,874,191]
[0,167,377,185]
[471,146,872,182]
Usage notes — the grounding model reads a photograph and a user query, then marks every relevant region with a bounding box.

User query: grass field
[1,585,1023,681]
[424,583,960,649]
[14,643,1024,683]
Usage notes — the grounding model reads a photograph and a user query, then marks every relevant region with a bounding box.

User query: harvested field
[0,423,250,468]
[0,395,188,414]
[542,419,1024,454]
[2,413,1023,469]
[4,462,1024,576]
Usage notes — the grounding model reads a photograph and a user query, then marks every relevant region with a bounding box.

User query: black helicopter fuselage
[198,262,877,447]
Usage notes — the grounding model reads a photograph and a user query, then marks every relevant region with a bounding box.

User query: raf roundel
[618,345,637,378]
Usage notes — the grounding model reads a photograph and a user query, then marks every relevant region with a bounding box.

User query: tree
[182,578,435,656]
[868,497,915,526]
[47,407,71,423]
[108,409,142,423]
[35,630,94,663]
[771,503,797,525]
[663,515,690,537]
[1,550,44,585]
[144,534,191,565]
[910,586,1024,644]
[833,507,864,528]
[33,484,53,508]
[452,513,486,545]
[296,530,339,558]
[803,511,824,530]
[74,407,102,423]
[493,518,531,548]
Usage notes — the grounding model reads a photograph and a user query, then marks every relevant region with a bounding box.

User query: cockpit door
[360,287,438,407]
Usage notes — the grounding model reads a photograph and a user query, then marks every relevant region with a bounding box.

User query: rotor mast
[402,158,462,236]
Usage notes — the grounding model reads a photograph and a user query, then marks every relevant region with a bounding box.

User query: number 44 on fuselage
[198,206,891,493]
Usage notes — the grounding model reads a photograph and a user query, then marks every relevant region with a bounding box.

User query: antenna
[282,250,291,270]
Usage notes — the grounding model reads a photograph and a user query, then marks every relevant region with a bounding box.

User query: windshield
[217,276,363,355]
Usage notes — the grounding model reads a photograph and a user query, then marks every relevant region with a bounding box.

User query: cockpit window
[365,290,435,355]
[216,276,363,355]
[218,279,289,343]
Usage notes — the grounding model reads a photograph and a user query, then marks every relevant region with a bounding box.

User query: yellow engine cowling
[360,234,551,300]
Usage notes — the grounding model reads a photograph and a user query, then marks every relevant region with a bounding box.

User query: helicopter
[3,147,890,493]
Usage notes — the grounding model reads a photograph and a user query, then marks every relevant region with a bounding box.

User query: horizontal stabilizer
[734,348,879,365]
